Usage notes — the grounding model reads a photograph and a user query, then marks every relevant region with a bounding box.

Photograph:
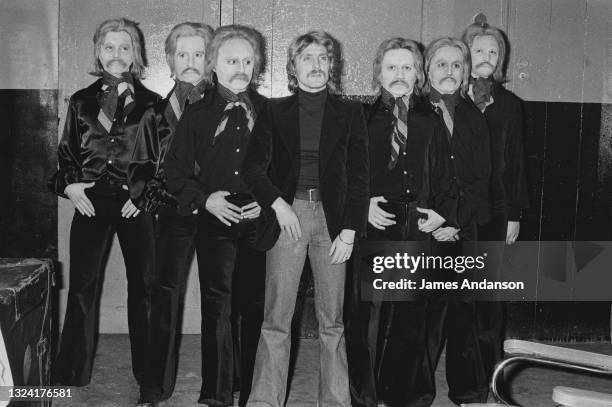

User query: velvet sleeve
[128,107,177,212]
[504,98,530,220]
[341,102,370,233]
[242,102,284,209]
[163,109,208,216]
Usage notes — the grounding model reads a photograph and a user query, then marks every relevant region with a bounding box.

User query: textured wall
[0,0,58,90]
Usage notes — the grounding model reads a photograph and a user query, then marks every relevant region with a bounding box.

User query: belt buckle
[308,188,317,202]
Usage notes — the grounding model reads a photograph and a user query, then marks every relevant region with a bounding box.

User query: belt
[295,188,321,202]
[90,174,127,193]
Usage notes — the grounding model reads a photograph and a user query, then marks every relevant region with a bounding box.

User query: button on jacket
[482,83,529,221]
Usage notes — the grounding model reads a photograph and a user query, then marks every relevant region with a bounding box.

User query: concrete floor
[54,335,612,407]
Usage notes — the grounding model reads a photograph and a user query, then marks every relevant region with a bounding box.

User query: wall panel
[506,0,552,99]
[0,0,58,90]
[0,0,58,261]
[583,1,612,104]
[547,0,587,102]
[234,0,274,97]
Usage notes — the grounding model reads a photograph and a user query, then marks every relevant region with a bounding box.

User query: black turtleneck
[297,87,327,190]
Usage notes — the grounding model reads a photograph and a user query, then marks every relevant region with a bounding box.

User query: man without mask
[243,31,369,407]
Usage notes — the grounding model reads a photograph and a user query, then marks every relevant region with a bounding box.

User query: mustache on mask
[439,76,457,84]
[476,62,495,69]
[105,58,128,68]
[181,68,201,75]
[308,69,325,77]
[230,73,250,82]
[390,79,411,87]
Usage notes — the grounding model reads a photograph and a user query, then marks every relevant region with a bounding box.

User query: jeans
[248,199,350,407]
[55,187,155,386]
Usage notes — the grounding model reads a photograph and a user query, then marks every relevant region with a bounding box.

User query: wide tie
[97,72,134,133]
[389,96,408,170]
[434,100,454,137]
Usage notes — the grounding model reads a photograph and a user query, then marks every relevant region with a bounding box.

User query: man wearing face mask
[49,18,160,389]
[243,31,369,407]
[423,37,491,405]
[163,24,267,407]
[462,20,530,387]
[128,22,213,407]
[345,37,454,407]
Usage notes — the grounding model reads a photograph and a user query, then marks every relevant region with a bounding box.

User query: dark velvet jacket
[128,84,192,212]
[481,83,529,221]
[365,95,457,227]
[242,91,370,251]
[50,78,161,198]
[163,87,267,216]
[431,95,492,228]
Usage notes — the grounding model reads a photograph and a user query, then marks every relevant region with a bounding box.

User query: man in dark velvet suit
[127,22,213,406]
[462,20,530,386]
[345,37,455,407]
[424,37,492,405]
[49,18,160,391]
[243,31,369,407]
[163,25,267,407]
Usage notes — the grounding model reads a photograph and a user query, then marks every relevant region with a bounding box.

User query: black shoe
[198,397,228,406]
[136,400,158,407]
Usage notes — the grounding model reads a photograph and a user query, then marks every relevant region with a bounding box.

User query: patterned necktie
[168,80,207,121]
[389,96,409,170]
[434,100,454,136]
[97,72,134,133]
[212,89,255,144]
[430,89,458,137]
